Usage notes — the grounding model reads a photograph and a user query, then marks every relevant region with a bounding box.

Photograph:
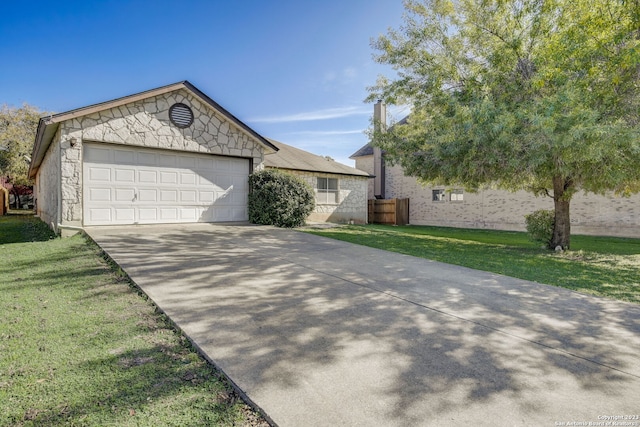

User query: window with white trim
[317,177,339,204]
[450,189,464,201]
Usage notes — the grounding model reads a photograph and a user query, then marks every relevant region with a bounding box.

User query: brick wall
[356,155,640,237]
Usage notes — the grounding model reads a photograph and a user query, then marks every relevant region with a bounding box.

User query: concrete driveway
[86,223,640,427]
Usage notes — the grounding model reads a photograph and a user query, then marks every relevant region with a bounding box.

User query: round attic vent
[169,103,194,128]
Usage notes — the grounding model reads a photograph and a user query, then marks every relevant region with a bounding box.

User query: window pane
[432,189,445,201]
[451,190,464,201]
[328,178,338,190]
[317,178,327,190]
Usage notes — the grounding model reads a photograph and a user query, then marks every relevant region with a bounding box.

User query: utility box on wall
[368,198,409,225]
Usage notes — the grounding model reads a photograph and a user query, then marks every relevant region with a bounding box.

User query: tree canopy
[368,0,640,249]
[0,103,42,186]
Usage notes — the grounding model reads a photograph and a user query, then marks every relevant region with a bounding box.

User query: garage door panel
[198,174,214,186]
[158,154,175,167]
[137,152,156,166]
[88,208,111,222]
[160,171,178,184]
[115,168,135,182]
[89,167,111,181]
[159,208,178,220]
[83,143,248,226]
[197,157,214,169]
[139,170,157,183]
[180,173,196,185]
[85,146,111,163]
[138,208,157,221]
[160,190,178,202]
[115,188,136,202]
[89,188,111,202]
[114,149,135,164]
[178,156,196,168]
[180,190,197,203]
[200,191,215,203]
[180,208,198,221]
[115,208,135,221]
[138,189,157,202]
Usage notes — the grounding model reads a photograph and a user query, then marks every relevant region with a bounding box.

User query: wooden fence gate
[368,198,409,225]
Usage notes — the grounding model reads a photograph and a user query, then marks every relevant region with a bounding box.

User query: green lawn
[304,224,640,304]
[0,215,267,426]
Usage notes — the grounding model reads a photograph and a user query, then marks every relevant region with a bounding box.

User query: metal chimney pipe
[373,101,386,199]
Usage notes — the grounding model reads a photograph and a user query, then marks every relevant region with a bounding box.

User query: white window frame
[450,189,464,202]
[316,177,339,205]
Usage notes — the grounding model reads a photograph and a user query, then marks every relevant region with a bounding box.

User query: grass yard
[304,224,640,304]
[0,214,267,427]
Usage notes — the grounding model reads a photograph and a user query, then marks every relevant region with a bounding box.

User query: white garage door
[83,143,249,225]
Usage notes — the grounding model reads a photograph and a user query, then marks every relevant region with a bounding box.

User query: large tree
[0,104,42,208]
[368,0,640,249]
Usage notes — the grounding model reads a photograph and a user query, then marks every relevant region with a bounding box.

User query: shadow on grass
[1,225,263,426]
[0,214,56,244]
[306,225,640,304]
[17,344,242,426]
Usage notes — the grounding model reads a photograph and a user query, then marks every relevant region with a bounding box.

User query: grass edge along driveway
[0,214,268,427]
[303,224,640,304]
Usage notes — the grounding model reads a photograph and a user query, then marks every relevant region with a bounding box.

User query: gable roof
[29,80,278,178]
[265,139,370,177]
[349,143,374,158]
[349,115,409,159]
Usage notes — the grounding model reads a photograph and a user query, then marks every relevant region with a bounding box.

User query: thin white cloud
[288,129,365,136]
[343,67,357,79]
[249,106,371,123]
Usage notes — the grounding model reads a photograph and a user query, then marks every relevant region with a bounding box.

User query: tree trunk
[551,176,571,250]
[10,188,21,209]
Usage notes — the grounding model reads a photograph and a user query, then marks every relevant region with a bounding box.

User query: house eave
[28,80,278,179]
[265,165,370,178]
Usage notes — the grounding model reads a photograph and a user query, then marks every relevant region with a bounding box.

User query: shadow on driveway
[87,223,640,427]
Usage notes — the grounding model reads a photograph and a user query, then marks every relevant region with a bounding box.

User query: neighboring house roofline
[29,80,278,179]
[350,114,409,159]
[349,143,374,158]
[264,138,370,177]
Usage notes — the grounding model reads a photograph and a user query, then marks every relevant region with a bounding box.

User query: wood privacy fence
[368,198,409,225]
[0,187,8,215]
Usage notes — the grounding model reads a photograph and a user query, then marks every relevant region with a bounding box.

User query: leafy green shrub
[525,209,555,247]
[248,169,315,228]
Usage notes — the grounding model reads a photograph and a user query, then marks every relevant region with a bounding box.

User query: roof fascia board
[266,165,370,178]
[28,80,277,177]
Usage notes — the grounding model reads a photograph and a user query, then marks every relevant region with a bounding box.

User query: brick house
[351,102,640,238]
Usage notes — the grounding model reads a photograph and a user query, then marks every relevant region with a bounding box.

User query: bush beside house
[248,169,315,228]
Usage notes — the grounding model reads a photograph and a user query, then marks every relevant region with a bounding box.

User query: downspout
[373,101,386,199]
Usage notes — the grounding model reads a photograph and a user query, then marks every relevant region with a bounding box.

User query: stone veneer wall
[53,89,266,229]
[356,155,640,238]
[273,168,368,224]
[35,129,61,231]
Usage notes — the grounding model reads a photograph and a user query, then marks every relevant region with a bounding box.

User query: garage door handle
[133,192,137,202]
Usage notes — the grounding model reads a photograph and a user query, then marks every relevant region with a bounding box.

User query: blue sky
[0,0,409,166]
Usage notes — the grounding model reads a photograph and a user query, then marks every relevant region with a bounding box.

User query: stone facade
[36,88,267,234]
[356,156,640,238]
[277,169,368,224]
[34,129,61,230]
